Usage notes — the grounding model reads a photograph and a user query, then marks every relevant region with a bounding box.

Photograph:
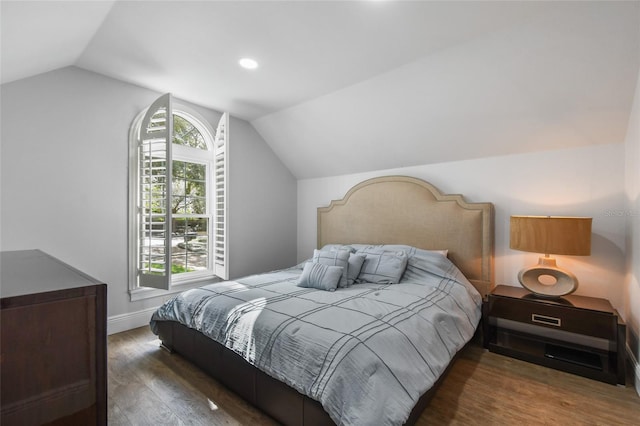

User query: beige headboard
[317,176,494,297]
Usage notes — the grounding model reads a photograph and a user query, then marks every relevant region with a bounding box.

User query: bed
[150,175,494,425]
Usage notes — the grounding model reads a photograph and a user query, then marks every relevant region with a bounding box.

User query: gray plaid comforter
[150,249,481,425]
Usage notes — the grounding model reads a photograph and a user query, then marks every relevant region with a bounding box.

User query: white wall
[624,68,640,394]
[298,144,627,311]
[0,66,297,324]
[228,115,297,279]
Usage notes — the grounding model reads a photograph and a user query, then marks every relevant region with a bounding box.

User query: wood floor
[108,326,640,425]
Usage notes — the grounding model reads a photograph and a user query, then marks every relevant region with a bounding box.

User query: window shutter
[138,93,173,289]
[213,113,229,280]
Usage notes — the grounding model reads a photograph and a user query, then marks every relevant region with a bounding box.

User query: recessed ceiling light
[239,58,258,70]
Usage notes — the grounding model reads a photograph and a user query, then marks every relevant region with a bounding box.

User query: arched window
[129,93,228,297]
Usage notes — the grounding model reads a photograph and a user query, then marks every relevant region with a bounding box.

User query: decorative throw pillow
[355,247,408,284]
[297,262,343,292]
[347,253,366,286]
[313,248,350,288]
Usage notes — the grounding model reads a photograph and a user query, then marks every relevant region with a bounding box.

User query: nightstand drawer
[489,317,613,351]
[489,295,617,340]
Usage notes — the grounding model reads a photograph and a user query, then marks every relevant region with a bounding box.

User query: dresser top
[1,250,102,299]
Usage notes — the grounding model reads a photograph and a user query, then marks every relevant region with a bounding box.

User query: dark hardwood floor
[108,326,640,425]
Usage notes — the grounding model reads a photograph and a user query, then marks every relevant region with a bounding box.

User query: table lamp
[510,215,592,298]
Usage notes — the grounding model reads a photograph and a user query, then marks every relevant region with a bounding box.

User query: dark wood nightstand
[483,285,626,385]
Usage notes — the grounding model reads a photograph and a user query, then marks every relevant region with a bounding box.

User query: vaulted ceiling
[2,1,639,179]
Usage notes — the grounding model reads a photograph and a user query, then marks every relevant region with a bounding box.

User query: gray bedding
[150,247,482,425]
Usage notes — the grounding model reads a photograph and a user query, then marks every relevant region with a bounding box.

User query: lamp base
[518,257,578,299]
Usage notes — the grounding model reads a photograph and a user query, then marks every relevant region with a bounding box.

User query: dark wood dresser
[1,250,107,425]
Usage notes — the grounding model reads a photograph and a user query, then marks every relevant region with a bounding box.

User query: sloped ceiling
[2,1,639,179]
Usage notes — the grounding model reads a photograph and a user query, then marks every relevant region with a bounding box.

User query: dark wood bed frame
[154,176,494,425]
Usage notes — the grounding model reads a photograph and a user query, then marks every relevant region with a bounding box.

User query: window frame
[128,96,225,301]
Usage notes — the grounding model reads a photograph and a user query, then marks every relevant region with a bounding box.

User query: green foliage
[172,160,206,214]
[171,264,194,274]
[145,263,195,274]
[173,115,206,149]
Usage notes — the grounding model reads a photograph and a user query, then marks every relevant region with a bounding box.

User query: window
[129,93,228,298]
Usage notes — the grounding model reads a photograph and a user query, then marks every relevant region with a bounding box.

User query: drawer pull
[532,314,561,327]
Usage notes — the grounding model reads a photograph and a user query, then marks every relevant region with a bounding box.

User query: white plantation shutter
[214,113,229,280]
[138,93,173,289]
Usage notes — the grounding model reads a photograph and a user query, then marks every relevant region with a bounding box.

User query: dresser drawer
[489,295,617,340]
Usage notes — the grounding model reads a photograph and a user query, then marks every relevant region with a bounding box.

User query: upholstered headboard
[317,176,495,297]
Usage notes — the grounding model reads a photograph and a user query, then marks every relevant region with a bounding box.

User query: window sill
[129,276,222,302]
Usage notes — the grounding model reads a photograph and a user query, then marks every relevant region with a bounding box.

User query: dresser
[0,250,107,425]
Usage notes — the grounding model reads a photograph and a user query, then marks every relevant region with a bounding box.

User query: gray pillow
[297,262,343,292]
[355,247,408,284]
[313,248,350,288]
[347,253,366,286]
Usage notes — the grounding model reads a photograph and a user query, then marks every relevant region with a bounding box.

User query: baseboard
[107,306,159,335]
[626,344,640,396]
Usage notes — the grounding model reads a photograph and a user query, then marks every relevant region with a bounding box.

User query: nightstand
[483,285,626,385]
